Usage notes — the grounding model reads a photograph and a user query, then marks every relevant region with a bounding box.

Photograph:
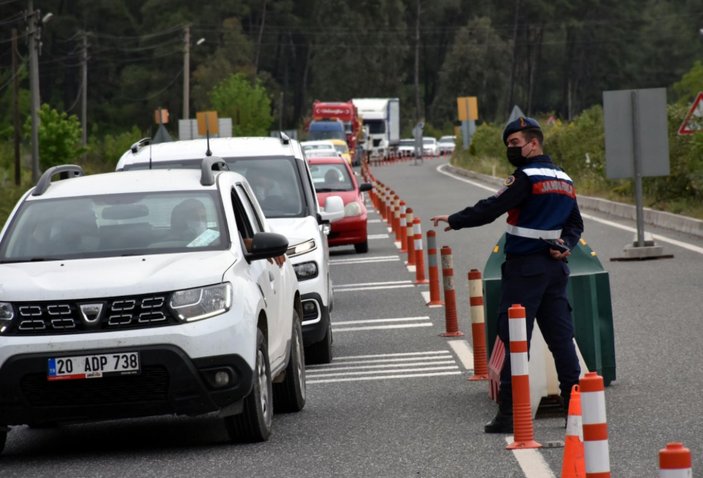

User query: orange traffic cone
[561,384,586,478]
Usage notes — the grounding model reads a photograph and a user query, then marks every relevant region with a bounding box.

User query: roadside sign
[196,111,219,136]
[677,91,703,135]
[457,97,478,121]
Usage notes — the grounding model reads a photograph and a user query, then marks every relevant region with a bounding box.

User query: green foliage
[209,74,273,136]
[672,61,703,105]
[86,125,144,173]
[23,104,86,170]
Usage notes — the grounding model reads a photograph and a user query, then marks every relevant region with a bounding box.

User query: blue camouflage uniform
[447,127,583,411]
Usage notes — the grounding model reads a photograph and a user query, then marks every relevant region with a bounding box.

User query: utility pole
[12,28,20,185]
[27,0,41,182]
[183,25,190,120]
[80,31,88,147]
[414,0,421,122]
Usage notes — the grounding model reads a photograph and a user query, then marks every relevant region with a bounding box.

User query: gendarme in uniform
[446,116,584,433]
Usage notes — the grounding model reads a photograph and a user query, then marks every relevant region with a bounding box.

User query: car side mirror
[319,195,345,223]
[359,183,372,192]
[246,232,289,261]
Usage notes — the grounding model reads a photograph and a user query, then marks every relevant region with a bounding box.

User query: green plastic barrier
[482,234,616,386]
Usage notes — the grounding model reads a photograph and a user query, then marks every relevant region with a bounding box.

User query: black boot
[484,402,513,434]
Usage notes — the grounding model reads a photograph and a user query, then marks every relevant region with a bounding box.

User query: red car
[307,156,372,253]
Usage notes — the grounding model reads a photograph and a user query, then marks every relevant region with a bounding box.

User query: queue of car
[0,132,362,453]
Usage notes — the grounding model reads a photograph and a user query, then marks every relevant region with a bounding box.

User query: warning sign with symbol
[678,92,703,135]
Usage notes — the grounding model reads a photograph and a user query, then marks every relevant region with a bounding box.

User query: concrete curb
[443,164,703,239]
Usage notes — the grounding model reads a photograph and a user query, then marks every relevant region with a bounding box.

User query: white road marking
[368,233,390,240]
[334,279,415,292]
[368,219,382,223]
[307,371,462,384]
[505,437,557,478]
[306,365,459,378]
[307,361,456,372]
[307,350,461,384]
[333,323,432,332]
[333,350,451,360]
[420,291,443,308]
[330,255,400,265]
[334,316,430,325]
[447,339,474,370]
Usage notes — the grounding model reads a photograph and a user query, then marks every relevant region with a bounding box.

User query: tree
[209,73,273,136]
[23,104,85,170]
[432,16,511,124]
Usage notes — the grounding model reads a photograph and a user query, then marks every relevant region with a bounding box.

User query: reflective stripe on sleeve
[522,167,572,181]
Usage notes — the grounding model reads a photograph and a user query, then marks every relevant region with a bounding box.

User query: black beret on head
[502,116,541,144]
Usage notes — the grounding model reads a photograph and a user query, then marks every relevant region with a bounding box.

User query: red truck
[310,100,363,164]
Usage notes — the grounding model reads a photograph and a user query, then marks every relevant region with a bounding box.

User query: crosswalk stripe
[333,316,429,326]
[307,365,459,378]
[333,323,431,332]
[307,371,463,384]
[307,360,456,372]
[330,255,400,265]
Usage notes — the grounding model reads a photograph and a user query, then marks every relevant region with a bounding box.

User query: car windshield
[333,144,348,154]
[365,120,385,134]
[439,137,455,144]
[309,163,354,192]
[399,139,414,146]
[123,156,306,218]
[0,191,227,262]
[423,138,436,145]
[226,157,306,218]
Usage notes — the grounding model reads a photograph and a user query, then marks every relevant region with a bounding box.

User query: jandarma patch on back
[504,175,515,186]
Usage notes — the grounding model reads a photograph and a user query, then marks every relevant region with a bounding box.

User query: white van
[116,135,344,363]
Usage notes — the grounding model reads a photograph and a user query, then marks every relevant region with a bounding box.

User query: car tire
[224,329,273,442]
[305,322,333,365]
[354,241,369,253]
[273,311,306,413]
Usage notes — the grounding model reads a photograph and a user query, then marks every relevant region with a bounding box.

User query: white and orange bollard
[506,304,541,450]
[561,384,586,478]
[398,201,407,252]
[467,269,489,381]
[426,230,442,306]
[659,442,691,477]
[439,246,463,337]
[405,208,415,266]
[580,371,610,477]
[413,218,428,284]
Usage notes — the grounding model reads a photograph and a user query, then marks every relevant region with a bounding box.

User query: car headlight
[170,283,232,322]
[0,302,14,334]
[293,261,318,280]
[286,239,316,258]
[344,201,363,217]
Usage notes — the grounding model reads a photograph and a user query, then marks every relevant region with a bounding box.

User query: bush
[23,104,86,169]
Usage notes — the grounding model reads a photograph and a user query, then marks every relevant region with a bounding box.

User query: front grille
[20,365,169,406]
[8,293,176,336]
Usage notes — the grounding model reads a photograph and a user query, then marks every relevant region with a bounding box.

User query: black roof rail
[200,156,229,186]
[32,165,84,196]
[279,131,291,145]
[130,137,151,153]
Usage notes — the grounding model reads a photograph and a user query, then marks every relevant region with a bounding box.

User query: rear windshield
[0,191,227,262]
[309,163,354,192]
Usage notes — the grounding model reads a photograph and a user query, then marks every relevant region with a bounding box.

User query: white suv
[117,135,344,364]
[0,160,305,452]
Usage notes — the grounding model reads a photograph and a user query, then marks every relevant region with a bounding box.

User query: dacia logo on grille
[79,303,103,323]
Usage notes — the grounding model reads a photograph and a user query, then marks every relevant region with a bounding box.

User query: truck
[308,100,363,163]
[351,98,400,159]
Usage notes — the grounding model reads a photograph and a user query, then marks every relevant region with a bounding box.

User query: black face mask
[506,146,530,167]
